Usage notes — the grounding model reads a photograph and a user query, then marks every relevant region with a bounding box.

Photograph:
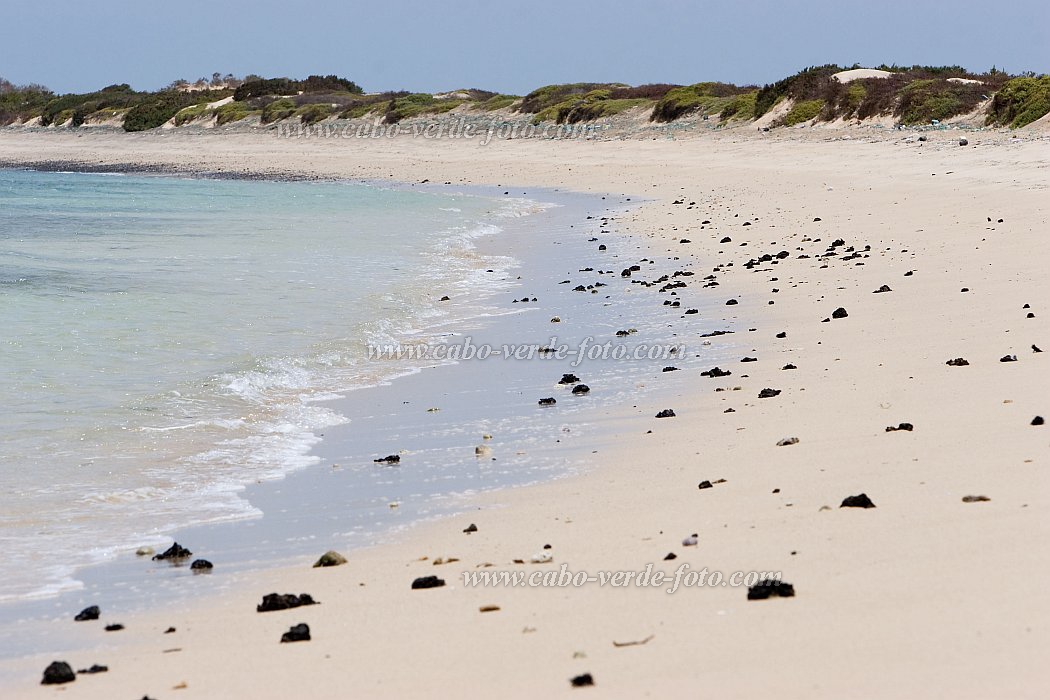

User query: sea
[0,168,551,603]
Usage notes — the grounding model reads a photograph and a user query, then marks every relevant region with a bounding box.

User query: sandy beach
[1,126,1048,698]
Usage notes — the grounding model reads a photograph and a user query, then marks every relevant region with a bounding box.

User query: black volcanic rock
[411,576,446,590]
[538,397,557,406]
[840,493,876,509]
[758,388,781,399]
[281,623,311,643]
[558,373,581,385]
[571,384,590,395]
[41,661,75,685]
[374,454,400,464]
[655,409,676,418]
[700,367,731,378]
[190,559,213,571]
[831,307,848,319]
[1000,355,1017,362]
[152,542,192,561]
[257,593,319,613]
[1032,416,1045,426]
[571,673,595,687]
[75,605,100,622]
[946,358,970,366]
[747,579,795,600]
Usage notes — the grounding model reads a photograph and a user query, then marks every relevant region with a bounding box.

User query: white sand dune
[832,68,894,83]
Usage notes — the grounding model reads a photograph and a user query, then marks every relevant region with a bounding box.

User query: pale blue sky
[2,0,1047,94]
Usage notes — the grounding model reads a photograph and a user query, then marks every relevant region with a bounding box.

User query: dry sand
[1,127,1048,698]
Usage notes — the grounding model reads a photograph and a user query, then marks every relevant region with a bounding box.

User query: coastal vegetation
[2,65,1046,132]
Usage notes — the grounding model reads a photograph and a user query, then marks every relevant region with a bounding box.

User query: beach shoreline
[1,129,1048,697]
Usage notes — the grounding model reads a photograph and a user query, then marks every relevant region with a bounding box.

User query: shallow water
[0,169,540,602]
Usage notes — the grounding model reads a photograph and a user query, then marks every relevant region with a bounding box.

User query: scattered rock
[740,356,758,363]
[1032,416,1045,426]
[257,593,319,613]
[962,495,991,503]
[312,551,347,568]
[152,542,192,561]
[946,358,970,366]
[959,138,968,146]
[747,579,795,600]
[655,409,676,418]
[105,624,124,632]
[280,623,311,643]
[776,331,787,338]
[840,493,876,509]
[479,605,501,613]
[558,373,581,384]
[663,552,677,561]
[782,363,797,370]
[190,559,213,572]
[77,665,108,674]
[374,454,400,464]
[1034,345,1043,353]
[571,384,591,395]
[758,388,781,399]
[776,437,799,446]
[885,423,914,432]
[551,316,561,323]
[571,673,595,687]
[41,661,75,685]
[463,523,478,533]
[701,366,731,378]
[873,285,892,293]
[75,605,100,622]
[697,480,713,490]
[1000,355,1017,362]
[682,534,699,547]
[538,397,557,406]
[439,295,450,301]
[411,576,446,590]
[831,307,849,319]
[726,299,738,306]
[661,366,679,372]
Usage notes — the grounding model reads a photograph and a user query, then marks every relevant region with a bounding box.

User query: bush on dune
[651,82,749,122]
[987,75,1050,128]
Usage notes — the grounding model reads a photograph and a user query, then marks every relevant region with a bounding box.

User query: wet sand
[1,128,1048,698]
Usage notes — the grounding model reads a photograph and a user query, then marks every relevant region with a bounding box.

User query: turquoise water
[0,169,539,601]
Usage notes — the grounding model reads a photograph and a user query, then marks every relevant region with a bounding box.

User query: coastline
[1,129,1048,697]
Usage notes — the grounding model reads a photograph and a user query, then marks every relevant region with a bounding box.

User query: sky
[1,0,1048,95]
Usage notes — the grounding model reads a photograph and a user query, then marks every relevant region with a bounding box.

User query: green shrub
[213,102,252,125]
[987,76,1050,128]
[173,103,211,126]
[517,83,617,114]
[123,89,230,131]
[261,98,297,123]
[474,94,520,111]
[384,93,465,123]
[235,75,362,101]
[651,83,746,122]
[896,79,985,124]
[782,99,825,126]
[719,91,758,121]
[296,103,333,125]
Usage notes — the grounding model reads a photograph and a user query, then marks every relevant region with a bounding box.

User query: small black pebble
[463,523,478,533]
[571,384,590,395]
[74,605,100,622]
[758,388,781,399]
[697,480,713,490]
[152,542,192,561]
[726,299,738,306]
[776,331,787,338]
[411,576,446,590]
[571,673,595,687]
[77,665,108,675]
[747,579,795,600]
[538,397,557,406]
[1000,355,1017,362]
[41,661,75,685]
[374,454,400,464]
[655,409,676,418]
[164,627,176,634]
[190,559,213,571]
[840,493,876,509]
[663,552,677,561]
[946,358,970,366]
[280,623,311,643]
[831,307,848,319]
[782,363,797,370]
[104,623,124,632]
[1033,416,1045,426]
[662,366,679,372]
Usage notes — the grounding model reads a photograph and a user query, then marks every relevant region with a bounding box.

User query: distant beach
[0,126,1047,698]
